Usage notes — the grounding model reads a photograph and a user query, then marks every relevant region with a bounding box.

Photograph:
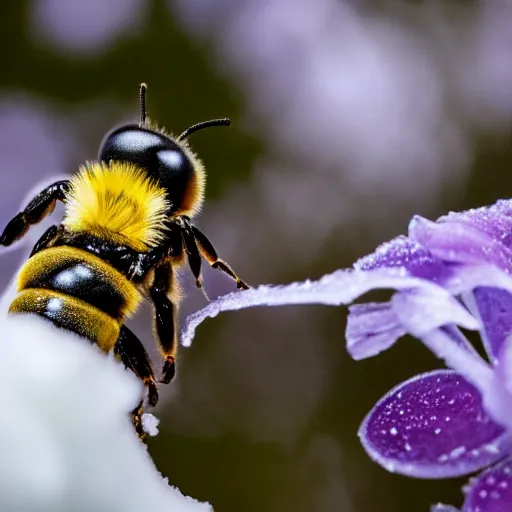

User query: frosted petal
[354,235,453,283]
[346,302,406,360]
[359,370,508,478]
[181,269,476,347]
[439,199,512,250]
[409,216,512,274]
[469,287,512,365]
[462,459,512,512]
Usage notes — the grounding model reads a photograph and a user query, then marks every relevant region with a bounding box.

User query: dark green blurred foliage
[0,0,259,198]
[1,1,512,512]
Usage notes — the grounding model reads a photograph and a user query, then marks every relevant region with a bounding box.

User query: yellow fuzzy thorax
[63,162,170,251]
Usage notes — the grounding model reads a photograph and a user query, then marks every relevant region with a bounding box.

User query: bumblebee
[0,84,249,436]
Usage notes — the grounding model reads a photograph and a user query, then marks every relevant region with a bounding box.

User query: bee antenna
[139,83,147,126]
[178,118,231,141]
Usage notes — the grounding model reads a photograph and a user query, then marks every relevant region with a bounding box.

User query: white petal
[391,288,479,336]
[181,268,479,347]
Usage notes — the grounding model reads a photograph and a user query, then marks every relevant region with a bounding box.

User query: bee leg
[29,224,62,257]
[149,260,179,385]
[114,325,159,408]
[187,223,250,290]
[181,225,208,298]
[130,400,145,440]
[0,180,70,246]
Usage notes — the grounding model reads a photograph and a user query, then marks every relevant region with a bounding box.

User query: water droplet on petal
[449,446,466,459]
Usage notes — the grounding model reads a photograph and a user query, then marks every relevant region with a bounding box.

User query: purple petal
[442,325,479,354]
[462,459,512,512]
[439,199,512,250]
[470,287,512,365]
[444,265,512,365]
[346,302,406,360]
[358,370,509,478]
[482,337,512,432]
[345,287,479,360]
[409,216,512,274]
[181,269,479,347]
[356,200,512,283]
[354,235,454,283]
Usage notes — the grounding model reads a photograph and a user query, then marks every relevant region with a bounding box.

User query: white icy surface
[0,314,212,512]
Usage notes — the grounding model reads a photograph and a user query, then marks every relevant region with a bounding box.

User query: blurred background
[0,0,511,510]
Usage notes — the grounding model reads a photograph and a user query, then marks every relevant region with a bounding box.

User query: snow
[0,314,212,512]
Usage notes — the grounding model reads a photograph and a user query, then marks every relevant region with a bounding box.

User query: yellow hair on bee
[63,162,170,252]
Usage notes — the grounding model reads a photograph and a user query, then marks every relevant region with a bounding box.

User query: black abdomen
[23,260,126,318]
[9,246,142,351]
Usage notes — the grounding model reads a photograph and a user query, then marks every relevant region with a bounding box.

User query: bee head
[98,83,230,217]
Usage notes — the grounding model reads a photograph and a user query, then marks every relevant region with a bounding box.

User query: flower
[182,198,512,511]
